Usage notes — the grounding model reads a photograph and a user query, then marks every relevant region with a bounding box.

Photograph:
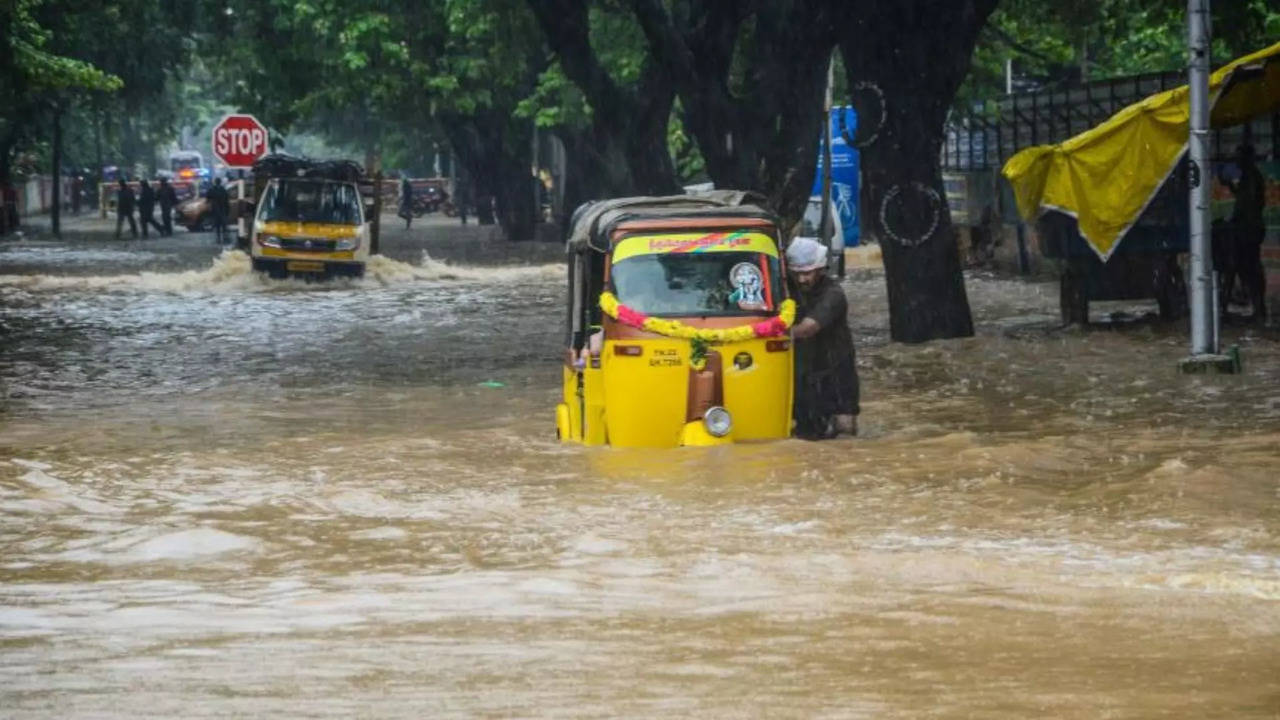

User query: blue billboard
[811,105,860,248]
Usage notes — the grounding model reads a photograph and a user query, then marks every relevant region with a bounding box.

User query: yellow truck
[240,156,380,279]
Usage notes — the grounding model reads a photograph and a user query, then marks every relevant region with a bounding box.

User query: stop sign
[211,114,269,168]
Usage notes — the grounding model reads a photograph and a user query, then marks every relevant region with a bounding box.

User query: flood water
[1,236,1278,718]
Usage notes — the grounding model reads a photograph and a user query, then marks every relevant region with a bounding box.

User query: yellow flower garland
[598,291,796,344]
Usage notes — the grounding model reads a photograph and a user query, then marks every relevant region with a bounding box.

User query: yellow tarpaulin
[1003,42,1280,261]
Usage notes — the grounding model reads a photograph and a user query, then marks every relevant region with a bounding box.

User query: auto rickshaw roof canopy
[565,191,778,254]
[1002,41,1280,262]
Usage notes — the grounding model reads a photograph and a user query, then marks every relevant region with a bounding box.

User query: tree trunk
[628,0,833,227]
[93,104,104,181]
[51,107,63,238]
[526,0,681,198]
[442,111,533,237]
[1,130,13,236]
[551,125,627,226]
[120,112,137,179]
[838,0,996,343]
[1,129,15,189]
[494,150,537,241]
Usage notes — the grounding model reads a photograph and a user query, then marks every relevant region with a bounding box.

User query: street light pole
[819,52,843,277]
[1180,0,1239,374]
[1186,0,1215,356]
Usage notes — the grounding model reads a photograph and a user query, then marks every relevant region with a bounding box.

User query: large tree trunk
[525,0,681,199]
[628,0,833,228]
[93,103,104,194]
[1,129,15,191]
[51,107,63,238]
[493,149,536,242]
[550,125,629,226]
[120,112,137,179]
[1,130,14,235]
[838,0,996,343]
[442,111,534,239]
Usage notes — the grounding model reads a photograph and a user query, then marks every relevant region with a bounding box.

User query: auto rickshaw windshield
[609,232,782,317]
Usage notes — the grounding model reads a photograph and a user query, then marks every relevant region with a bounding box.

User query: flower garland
[599,291,796,347]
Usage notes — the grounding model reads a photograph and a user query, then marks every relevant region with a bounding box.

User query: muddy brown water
[1,238,1278,718]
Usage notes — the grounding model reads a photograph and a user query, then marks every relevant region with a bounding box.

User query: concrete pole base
[1178,346,1242,375]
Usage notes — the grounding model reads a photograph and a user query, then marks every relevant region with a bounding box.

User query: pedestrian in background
[399,176,414,229]
[115,178,137,239]
[137,179,164,238]
[205,178,230,245]
[1225,142,1267,322]
[157,177,177,236]
[786,237,860,439]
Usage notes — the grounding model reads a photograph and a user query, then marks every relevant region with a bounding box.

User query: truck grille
[278,237,339,252]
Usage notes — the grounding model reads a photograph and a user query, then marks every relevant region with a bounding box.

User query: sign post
[211,114,268,169]
[212,114,268,248]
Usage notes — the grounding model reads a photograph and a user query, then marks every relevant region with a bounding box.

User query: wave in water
[0,250,563,294]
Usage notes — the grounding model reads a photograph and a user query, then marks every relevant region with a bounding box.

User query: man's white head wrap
[786,236,827,272]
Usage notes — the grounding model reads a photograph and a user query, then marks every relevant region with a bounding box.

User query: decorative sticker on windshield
[613,232,778,263]
[649,232,750,253]
[728,262,765,310]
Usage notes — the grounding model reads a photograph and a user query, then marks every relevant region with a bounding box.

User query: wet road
[1,235,1278,718]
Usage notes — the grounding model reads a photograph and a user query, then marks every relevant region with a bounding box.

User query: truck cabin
[259,178,364,226]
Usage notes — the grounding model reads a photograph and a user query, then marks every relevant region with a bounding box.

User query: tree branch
[524,0,630,122]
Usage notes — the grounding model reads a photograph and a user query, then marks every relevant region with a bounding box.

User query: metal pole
[1187,0,1216,355]
[819,53,835,261]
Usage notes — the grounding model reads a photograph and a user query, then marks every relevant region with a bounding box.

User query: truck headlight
[260,235,281,248]
[335,237,358,251]
[703,406,732,437]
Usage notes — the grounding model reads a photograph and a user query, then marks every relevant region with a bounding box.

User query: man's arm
[793,285,848,341]
[792,317,821,339]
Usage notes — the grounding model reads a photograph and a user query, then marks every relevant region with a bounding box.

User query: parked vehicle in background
[174,195,212,231]
[406,178,453,217]
[169,150,211,186]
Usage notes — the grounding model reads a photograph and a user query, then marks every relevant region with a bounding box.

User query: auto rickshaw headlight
[703,406,732,437]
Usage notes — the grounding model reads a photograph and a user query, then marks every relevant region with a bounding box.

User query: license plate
[286,261,326,273]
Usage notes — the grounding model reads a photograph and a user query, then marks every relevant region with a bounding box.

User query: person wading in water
[786,236,860,439]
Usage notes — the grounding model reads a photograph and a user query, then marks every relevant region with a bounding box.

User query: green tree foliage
[210,0,545,238]
[526,0,681,213]
[963,0,1280,107]
[0,0,121,182]
[627,0,837,223]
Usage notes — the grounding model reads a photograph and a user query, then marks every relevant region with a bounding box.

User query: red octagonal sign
[211,114,268,169]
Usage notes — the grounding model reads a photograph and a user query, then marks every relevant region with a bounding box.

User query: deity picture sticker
[728,261,765,310]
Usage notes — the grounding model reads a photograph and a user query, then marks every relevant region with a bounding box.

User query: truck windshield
[611,250,782,316]
[260,180,362,225]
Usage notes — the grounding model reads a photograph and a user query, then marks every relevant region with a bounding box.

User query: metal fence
[943,69,1279,171]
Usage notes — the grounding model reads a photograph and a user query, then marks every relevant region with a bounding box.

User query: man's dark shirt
[117,186,135,214]
[1232,162,1265,234]
[792,274,860,436]
[138,183,155,212]
[157,183,177,210]
[205,184,230,217]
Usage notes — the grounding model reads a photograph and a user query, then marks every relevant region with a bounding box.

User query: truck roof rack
[252,154,365,182]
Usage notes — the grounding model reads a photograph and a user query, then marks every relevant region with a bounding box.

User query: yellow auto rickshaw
[556,192,795,448]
